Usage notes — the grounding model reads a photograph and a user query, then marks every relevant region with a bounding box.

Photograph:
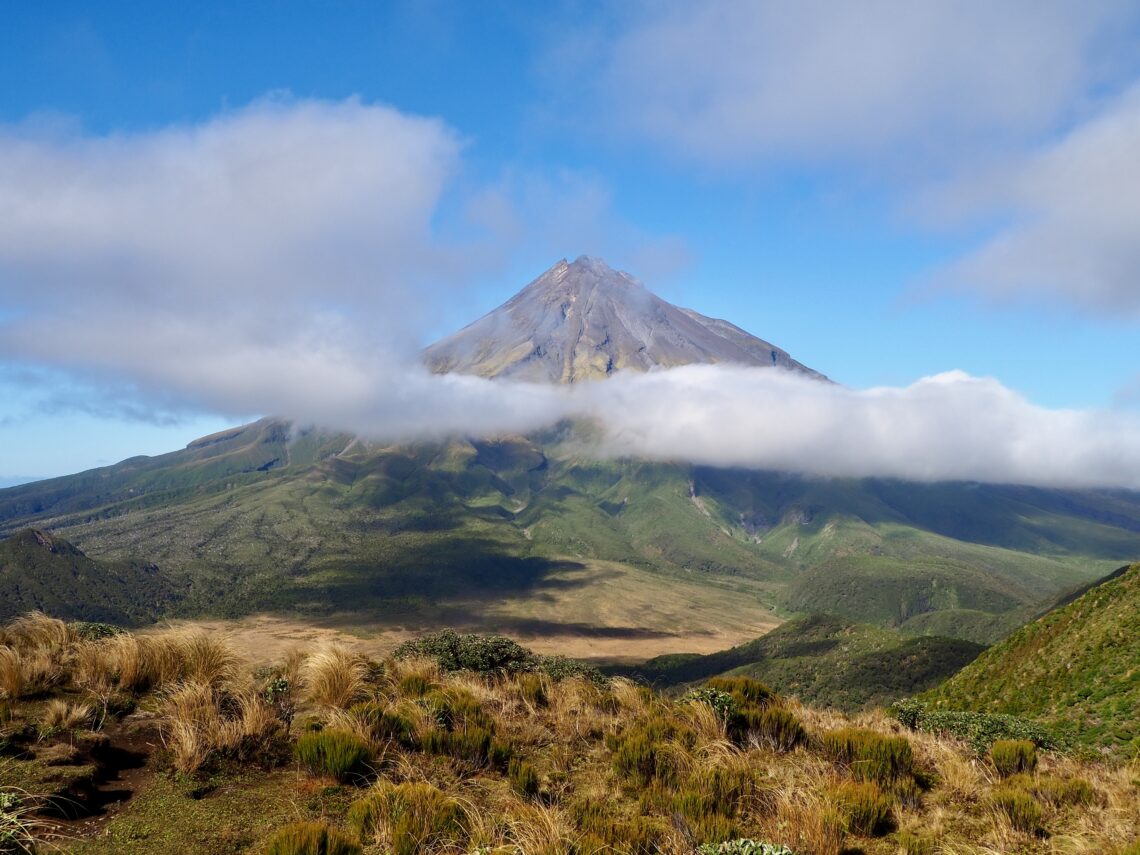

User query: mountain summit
[424,256,825,383]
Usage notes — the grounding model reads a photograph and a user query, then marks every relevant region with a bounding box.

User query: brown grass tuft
[301,644,369,708]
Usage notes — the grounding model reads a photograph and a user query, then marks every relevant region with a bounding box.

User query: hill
[924,563,1140,758]
[623,614,986,712]
[0,529,179,625]
[1,258,1139,644]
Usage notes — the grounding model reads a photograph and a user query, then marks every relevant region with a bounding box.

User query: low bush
[890,700,1062,752]
[347,781,467,855]
[991,785,1042,833]
[394,631,534,674]
[609,716,694,788]
[991,739,1038,777]
[295,729,371,782]
[1032,775,1096,807]
[397,673,434,698]
[706,676,775,707]
[696,842,794,855]
[831,780,894,837]
[821,728,913,783]
[348,701,417,748]
[508,756,539,798]
[732,705,806,751]
[684,688,738,721]
[265,821,361,855]
[896,830,935,855]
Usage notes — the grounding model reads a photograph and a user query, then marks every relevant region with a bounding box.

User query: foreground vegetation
[0,614,1137,854]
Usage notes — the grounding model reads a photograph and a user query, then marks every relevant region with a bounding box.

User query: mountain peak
[425,257,825,383]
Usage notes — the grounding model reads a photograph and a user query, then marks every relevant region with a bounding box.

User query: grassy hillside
[0,529,179,625]
[624,615,986,712]
[0,615,1135,855]
[924,563,1140,759]
[0,420,1138,641]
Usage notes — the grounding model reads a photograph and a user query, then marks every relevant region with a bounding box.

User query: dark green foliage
[569,797,668,855]
[683,688,738,720]
[508,756,539,798]
[609,716,694,788]
[991,785,1042,833]
[629,615,986,713]
[265,821,361,855]
[706,676,775,707]
[890,699,1062,752]
[422,726,494,767]
[821,729,914,784]
[696,843,794,855]
[831,780,894,836]
[394,630,534,674]
[671,764,756,841]
[991,739,1037,777]
[69,621,124,641]
[397,674,434,698]
[347,781,467,855]
[347,702,417,749]
[294,730,371,782]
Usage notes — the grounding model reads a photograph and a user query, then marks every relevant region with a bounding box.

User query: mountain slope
[924,563,1140,757]
[622,614,986,712]
[0,529,179,625]
[424,256,825,382]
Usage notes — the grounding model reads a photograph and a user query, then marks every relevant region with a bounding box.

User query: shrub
[609,716,693,788]
[295,729,371,782]
[821,728,913,783]
[674,764,756,826]
[991,739,1038,777]
[397,673,434,698]
[1032,775,1096,806]
[896,830,935,855]
[265,821,361,855]
[347,781,467,855]
[889,700,1061,752]
[696,842,794,855]
[706,676,775,707]
[348,702,417,748]
[302,646,368,708]
[733,706,806,751]
[684,688,738,721]
[422,726,494,768]
[394,631,534,674]
[509,757,540,798]
[831,780,894,837]
[991,785,1042,833]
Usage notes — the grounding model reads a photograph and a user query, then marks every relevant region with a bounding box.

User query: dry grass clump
[2,612,73,652]
[347,780,468,855]
[265,821,361,855]
[301,645,369,708]
[39,698,93,734]
[161,679,285,774]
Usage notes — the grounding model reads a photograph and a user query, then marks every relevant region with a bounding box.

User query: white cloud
[585,0,1133,166]
[925,86,1140,316]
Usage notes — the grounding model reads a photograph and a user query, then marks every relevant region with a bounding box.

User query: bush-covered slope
[624,615,986,712]
[924,563,1140,758]
[0,529,179,625]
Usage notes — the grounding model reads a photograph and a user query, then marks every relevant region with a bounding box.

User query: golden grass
[39,698,93,733]
[301,644,369,708]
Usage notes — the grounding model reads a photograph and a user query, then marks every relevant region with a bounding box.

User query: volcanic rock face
[424,256,825,383]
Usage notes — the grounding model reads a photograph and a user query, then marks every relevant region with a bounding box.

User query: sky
[1,1,1139,488]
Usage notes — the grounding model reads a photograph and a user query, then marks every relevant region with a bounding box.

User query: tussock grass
[39,698,92,734]
[347,781,468,855]
[295,729,372,782]
[820,727,915,784]
[990,738,1038,777]
[302,645,368,708]
[265,821,361,855]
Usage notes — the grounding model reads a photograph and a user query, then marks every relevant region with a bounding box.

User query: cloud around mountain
[1,98,1139,489]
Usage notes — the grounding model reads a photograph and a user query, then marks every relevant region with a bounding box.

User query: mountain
[0,258,1138,648]
[618,614,986,712]
[923,562,1140,758]
[424,256,825,382]
[0,528,179,625]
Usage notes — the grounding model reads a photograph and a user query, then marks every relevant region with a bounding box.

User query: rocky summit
[423,255,826,383]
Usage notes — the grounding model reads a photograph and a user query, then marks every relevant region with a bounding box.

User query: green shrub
[895,830,935,855]
[695,842,794,855]
[397,673,434,698]
[508,756,539,798]
[609,716,693,788]
[295,729,371,782]
[1032,775,1096,807]
[673,764,756,827]
[889,700,1062,752]
[831,780,894,837]
[393,631,534,674]
[348,701,417,749]
[990,785,1042,833]
[265,821,361,855]
[347,781,467,855]
[991,739,1038,777]
[821,728,913,783]
[684,688,738,720]
[706,676,775,707]
[732,706,806,751]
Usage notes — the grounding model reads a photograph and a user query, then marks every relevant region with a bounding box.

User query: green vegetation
[1,418,1136,646]
[923,563,1140,758]
[890,699,1062,752]
[991,739,1038,777]
[0,613,1136,854]
[625,614,986,712]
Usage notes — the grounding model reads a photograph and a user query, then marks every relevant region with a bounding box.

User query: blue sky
[1,1,1139,485]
